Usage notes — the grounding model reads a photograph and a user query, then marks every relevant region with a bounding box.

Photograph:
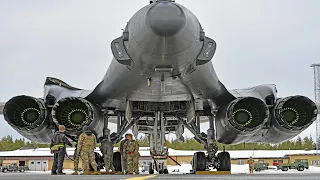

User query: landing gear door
[196,37,217,66]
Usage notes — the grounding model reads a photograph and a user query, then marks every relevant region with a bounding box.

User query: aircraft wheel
[217,152,231,171]
[192,152,206,171]
[163,169,169,174]
[113,152,122,172]
[149,162,154,174]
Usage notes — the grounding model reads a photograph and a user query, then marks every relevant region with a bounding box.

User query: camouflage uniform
[77,126,99,175]
[72,130,82,175]
[133,143,140,174]
[123,139,139,174]
[248,158,254,174]
[100,138,115,173]
[119,139,128,173]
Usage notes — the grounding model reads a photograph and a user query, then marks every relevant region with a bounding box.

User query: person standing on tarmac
[76,126,100,175]
[248,156,254,174]
[120,134,129,174]
[71,129,82,175]
[133,141,140,174]
[50,125,72,175]
[122,134,139,174]
[100,136,115,174]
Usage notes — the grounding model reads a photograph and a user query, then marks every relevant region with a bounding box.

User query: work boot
[57,172,66,175]
[71,171,78,175]
[81,171,90,175]
[51,172,57,175]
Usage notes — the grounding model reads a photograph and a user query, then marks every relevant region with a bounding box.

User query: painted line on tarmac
[124,174,157,180]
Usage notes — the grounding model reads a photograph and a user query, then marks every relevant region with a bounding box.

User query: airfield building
[0,148,319,171]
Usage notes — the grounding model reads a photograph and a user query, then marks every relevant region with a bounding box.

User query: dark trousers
[52,148,66,173]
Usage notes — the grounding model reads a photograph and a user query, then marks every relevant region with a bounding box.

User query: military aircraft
[0,0,318,173]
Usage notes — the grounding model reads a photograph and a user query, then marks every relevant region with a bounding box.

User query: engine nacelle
[51,97,104,138]
[3,95,52,143]
[251,96,318,143]
[215,97,269,144]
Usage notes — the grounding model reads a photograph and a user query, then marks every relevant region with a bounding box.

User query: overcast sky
[0,0,320,142]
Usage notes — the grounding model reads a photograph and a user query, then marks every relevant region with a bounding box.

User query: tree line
[0,135,317,151]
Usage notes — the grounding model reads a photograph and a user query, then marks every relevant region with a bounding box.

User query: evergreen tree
[295,137,303,150]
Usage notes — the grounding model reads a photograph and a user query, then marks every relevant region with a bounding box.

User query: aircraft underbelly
[127,76,193,102]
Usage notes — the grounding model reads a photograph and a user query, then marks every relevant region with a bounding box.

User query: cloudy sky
[0,0,320,141]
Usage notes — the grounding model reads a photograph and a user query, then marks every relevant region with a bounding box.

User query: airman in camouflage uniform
[77,126,100,175]
[119,134,129,173]
[133,142,140,174]
[122,134,139,174]
[72,130,82,175]
[248,156,254,174]
[99,136,115,174]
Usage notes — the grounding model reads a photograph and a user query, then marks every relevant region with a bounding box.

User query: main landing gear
[176,111,231,173]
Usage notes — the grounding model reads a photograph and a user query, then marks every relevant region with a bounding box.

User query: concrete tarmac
[0,173,320,180]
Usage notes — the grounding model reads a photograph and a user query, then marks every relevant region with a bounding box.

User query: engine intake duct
[3,95,52,143]
[215,97,269,144]
[52,97,103,135]
[250,96,317,143]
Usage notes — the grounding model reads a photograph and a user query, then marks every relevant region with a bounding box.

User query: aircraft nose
[146,2,186,37]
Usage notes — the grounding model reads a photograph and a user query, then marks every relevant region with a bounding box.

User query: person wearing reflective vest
[50,125,72,175]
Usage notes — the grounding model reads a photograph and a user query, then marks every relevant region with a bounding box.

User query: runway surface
[0,173,320,180]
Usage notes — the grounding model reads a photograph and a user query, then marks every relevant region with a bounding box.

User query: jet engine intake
[52,97,103,136]
[3,95,52,143]
[215,97,269,144]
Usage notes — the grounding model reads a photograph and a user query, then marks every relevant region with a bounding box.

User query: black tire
[159,169,163,174]
[113,152,122,172]
[298,166,304,171]
[192,152,206,171]
[20,169,25,172]
[282,167,288,171]
[217,152,231,171]
[149,162,154,174]
[163,169,169,174]
[3,168,8,173]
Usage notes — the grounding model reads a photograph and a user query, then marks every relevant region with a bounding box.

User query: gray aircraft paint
[0,1,317,145]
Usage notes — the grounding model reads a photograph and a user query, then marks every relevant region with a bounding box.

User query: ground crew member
[248,156,254,174]
[50,125,72,175]
[120,134,129,174]
[122,134,139,174]
[100,136,115,174]
[71,129,82,175]
[76,126,100,175]
[133,141,140,174]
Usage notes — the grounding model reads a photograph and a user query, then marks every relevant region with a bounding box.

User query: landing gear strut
[177,110,231,173]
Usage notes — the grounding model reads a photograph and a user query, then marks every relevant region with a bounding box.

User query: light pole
[310,63,320,165]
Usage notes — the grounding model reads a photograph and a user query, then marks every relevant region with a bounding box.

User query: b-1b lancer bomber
[0,0,318,173]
